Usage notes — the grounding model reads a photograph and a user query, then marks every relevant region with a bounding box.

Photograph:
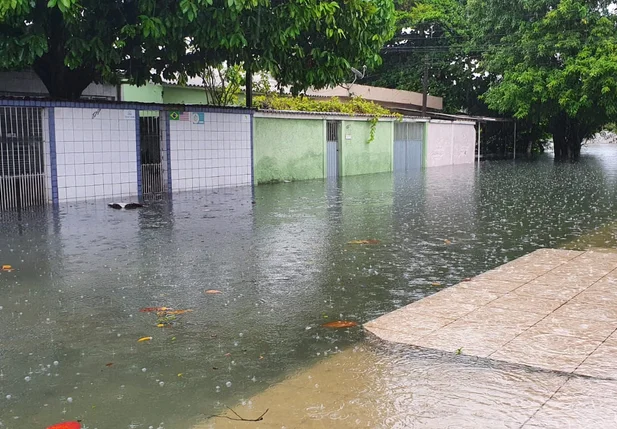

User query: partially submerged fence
[0,99,253,211]
[0,106,47,210]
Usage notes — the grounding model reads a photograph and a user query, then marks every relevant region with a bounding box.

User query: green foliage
[255,94,400,143]
[469,0,617,159]
[366,0,481,114]
[201,64,243,106]
[0,0,395,100]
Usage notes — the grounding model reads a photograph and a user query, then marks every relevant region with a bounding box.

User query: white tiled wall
[169,112,252,191]
[53,108,138,202]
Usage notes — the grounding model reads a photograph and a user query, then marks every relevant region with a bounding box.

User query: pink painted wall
[426,121,475,167]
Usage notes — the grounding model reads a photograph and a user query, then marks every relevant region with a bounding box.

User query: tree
[0,0,395,101]
[470,0,617,160]
[365,0,484,114]
[0,0,188,99]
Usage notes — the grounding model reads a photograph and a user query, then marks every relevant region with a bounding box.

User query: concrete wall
[54,107,138,202]
[0,70,118,99]
[254,117,325,184]
[341,120,393,176]
[169,111,252,191]
[425,120,476,167]
[163,86,210,105]
[122,83,163,104]
[306,84,443,111]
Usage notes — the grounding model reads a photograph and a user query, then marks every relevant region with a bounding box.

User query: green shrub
[254,94,401,143]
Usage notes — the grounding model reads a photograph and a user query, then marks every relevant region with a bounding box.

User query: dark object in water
[108,202,144,210]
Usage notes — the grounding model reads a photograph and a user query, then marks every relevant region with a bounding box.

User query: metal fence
[0,107,47,210]
[139,112,165,197]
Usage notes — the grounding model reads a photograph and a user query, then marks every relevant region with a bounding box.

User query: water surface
[2,145,617,428]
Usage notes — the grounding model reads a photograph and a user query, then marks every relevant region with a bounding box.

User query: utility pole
[245,69,253,108]
[422,54,429,116]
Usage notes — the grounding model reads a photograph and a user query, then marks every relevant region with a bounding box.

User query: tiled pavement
[364,248,617,377]
[200,249,617,428]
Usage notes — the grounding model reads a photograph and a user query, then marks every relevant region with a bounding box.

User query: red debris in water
[47,421,81,429]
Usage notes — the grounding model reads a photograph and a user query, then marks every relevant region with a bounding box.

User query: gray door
[394,122,424,171]
[326,121,340,178]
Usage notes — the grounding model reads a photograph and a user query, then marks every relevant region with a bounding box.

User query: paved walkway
[365,248,617,377]
[199,249,617,428]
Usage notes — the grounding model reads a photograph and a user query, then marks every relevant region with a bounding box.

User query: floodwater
[2,145,617,428]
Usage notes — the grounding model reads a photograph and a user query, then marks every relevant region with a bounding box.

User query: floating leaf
[2,264,12,271]
[163,309,193,315]
[431,282,441,287]
[105,362,113,367]
[177,373,183,377]
[205,290,222,294]
[322,320,358,328]
[462,278,472,282]
[157,324,166,328]
[455,347,463,355]
[347,239,380,245]
[47,422,81,429]
[444,239,452,245]
[138,336,153,342]
[140,307,170,313]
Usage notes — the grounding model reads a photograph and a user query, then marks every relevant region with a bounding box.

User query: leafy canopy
[0,0,395,99]
[470,0,617,158]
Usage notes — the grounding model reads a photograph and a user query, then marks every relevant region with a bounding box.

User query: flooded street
[2,145,617,428]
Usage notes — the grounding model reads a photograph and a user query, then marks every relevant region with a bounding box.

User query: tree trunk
[31,6,95,100]
[33,58,95,100]
[551,113,584,162]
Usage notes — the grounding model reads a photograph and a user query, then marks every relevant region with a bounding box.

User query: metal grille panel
[139,112,165,196]
[326,121,340,178]
[0,107,47,210]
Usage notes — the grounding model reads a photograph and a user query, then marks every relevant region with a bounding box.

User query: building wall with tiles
[168,111,252,191]
[53,107,138,202]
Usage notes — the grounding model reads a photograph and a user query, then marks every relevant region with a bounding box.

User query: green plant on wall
[254,94,401,143]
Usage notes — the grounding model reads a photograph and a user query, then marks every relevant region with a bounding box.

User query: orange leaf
[105,362,113,367]
[321,320,358,329]
[138,336,152,342]
[140,307,170,313]
[2,264,12,271]
[205,290,222,294]
[47,422,81,429]
[164,309,193,315]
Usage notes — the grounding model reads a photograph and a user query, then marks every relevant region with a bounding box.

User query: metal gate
[0,107,47,210]
[139,113,165,196]
[326,121,340,178]
[394,122,424,171]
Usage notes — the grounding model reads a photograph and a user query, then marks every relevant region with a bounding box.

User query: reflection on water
[199,341,573,429]
[2,145,617,428]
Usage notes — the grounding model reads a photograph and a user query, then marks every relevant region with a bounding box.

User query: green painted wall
[341,120,393,176]
[122,82,163,103]
[254,117,325,184]
[162,86,211,105]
